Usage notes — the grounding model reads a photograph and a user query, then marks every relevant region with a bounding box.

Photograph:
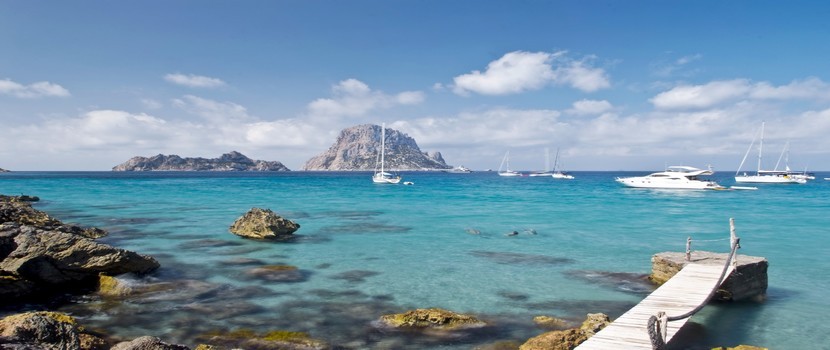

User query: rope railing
[648,218,741,350]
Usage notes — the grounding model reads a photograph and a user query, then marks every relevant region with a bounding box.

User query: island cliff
[112,151,290,171]
[303,124,450,170]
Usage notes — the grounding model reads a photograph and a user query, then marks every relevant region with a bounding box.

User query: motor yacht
[615,166,725,190]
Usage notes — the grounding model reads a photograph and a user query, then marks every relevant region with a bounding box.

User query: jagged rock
[519,313,610,350]
[0,198,107,239]
[112,151,290,171]
[0,311,83,349]
[229,208,300,239]
[0,168,8,173]
[111,336,190,350]
[0,223,159,300]
[303,124,451,170]
[376,308,487,331]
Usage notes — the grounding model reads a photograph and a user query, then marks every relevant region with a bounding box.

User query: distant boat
[615,165,725,190]
[734,122,805,184]
[529,148,554,177]
[550,148,575,180]
[372,123,402,184]
[445,165,472,173]
[497,151,522,177]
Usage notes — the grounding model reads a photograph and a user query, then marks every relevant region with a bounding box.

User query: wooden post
[685,236,691,261]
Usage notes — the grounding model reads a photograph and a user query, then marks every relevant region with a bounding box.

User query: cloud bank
[0,79,70,98]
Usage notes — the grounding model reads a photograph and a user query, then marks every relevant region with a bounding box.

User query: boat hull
[615,178,723,190]
[734,175,805,184]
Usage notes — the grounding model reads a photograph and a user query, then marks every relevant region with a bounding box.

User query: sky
[2,1,830,171]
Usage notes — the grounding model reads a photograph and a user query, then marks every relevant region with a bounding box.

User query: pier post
[685,236,691,262]
[729,218,738,267]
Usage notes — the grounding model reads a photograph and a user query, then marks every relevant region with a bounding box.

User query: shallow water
[2,171,829,348]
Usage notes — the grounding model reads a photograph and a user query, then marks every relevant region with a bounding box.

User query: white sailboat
[735,122,805,184]
[497,151,522,177]
[372,123,402,184]
[550,148,575,179]
[529,148,553,177]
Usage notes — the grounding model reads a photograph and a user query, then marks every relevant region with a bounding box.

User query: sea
[1,170,828,349]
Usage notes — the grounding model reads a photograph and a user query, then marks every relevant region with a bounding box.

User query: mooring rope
[647,237,740,350]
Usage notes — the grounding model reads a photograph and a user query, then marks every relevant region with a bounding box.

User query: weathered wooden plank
[575,264,733,350]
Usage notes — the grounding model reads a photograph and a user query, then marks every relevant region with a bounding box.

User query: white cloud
[749,77,830,100]
[651,78,830,110]
[650,79,752,109]
[451,51,610,96]
[307,79,424,118]
[452,51,556,96]
[568,99,613,115]
[163,73,226,88]
[553,59,611,92]
[0,78,70,98]
[172,95,251,122]
[141,98,163,110]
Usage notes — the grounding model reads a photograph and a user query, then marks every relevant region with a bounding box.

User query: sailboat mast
[380,123,385,174]
[757,122,765,173]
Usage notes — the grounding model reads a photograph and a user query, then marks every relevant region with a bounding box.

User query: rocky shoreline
[0,193,767,349]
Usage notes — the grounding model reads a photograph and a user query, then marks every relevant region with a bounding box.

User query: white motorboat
[372,123,402,184]
[615,166,725,190]
[445,165,472,173]
[734,122,805,184]
[498,151,522,177]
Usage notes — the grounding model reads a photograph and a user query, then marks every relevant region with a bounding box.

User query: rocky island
[303,124,450,171]
[112,151,289,171]
[0,167,8,172]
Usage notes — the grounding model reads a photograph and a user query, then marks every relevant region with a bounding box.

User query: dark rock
[229,208,300,239]
[0,312,82,349]
[0,223,159,301]
[112,151,290,171]
[303,124,451,170]
[0,199,107,239]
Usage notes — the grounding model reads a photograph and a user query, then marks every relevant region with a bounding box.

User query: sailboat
[551,148,575,179]
[734,122,805,184]
[529,148,554,177]
[497,151,522,177]
[372,123,402,184]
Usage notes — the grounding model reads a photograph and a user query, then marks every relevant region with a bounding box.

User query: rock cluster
[376,308,488,331]
[303,124,451,170]
[519,313,610,350]
[112,151,290,171]
[0,195,159,303]
[229,208,300,239]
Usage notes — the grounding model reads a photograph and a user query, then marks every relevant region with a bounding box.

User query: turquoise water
[1,171,829,349]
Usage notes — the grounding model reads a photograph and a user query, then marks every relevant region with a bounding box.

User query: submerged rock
[519,313,610,350]
[229,208,300,239]
[196,329,330,350]
[377,308,488,331]
[111,336,189,350]
[532,315,571,330]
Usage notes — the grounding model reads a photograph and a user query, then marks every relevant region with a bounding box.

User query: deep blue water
[1,170,829,349]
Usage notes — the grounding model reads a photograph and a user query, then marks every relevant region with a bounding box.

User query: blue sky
[2,1,830,171]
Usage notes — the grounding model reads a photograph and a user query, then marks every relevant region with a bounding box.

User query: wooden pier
[576,263,734,349]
